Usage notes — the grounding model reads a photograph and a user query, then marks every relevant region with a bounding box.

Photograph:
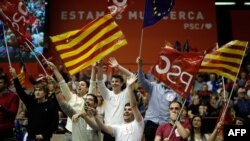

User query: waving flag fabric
[50,14,127,75]
[151,46,204,98]
[199,40,248,82]
[10,66,26,87]
[0,0,32,51]
[107,0,132,16]
[143,0,175,28]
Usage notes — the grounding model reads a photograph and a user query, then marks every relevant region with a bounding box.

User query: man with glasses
[154,101,191,141]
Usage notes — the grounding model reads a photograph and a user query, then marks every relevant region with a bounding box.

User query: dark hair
[0,74,9,86]
[189,115,206,141]
[0,74,8,83]
[80,79,90,88]
[169,100,182,108]
[111,74,126,90]
[87,93,98,104]
[235,117,245,124]
[34,82,49,95]
[125,102,130,107]
[112,74,124,83]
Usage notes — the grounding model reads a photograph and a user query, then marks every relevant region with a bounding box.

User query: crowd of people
[0,55,250,141]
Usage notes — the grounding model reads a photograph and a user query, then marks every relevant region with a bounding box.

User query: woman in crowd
[188,115,209,141]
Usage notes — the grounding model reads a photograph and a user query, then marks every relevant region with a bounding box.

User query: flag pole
[219,41,248,123]
[25,42,48,76]
[24,38,48,62]
[2,24,12,68]
[138,29,144,57]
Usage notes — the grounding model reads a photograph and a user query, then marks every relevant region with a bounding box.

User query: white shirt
[97,80,129,125]
[111,120,144,141]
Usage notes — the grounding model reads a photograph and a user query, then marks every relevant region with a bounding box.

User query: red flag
[0,0,32,51]
[107,0,132,16]
[151,46,204,98]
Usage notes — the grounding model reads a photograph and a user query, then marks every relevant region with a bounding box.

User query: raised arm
[72,109,99,130]
[96,60,110,99]
[127,74,143,122]
[47,62,64,82]
[9,67,30,104]
[109,57,133,77]
[208,122,223,141]
[47,61,72,101]
[97,60,104,81]
[136,57,154,94]
[88,64,97,94]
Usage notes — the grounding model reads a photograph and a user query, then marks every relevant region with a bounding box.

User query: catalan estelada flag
[199,40,248,81]
[50,14,127,75]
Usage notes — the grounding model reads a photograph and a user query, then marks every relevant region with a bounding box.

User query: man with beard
[47,61,89,141]
[57,93,101,141]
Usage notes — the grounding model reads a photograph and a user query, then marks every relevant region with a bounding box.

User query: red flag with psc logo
[151,46,204,98]
[0,0,33,51]
[107,0,133,16]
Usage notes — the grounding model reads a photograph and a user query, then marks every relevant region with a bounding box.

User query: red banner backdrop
[231,10,250,42]
[47,0,218,70]
[0,0,218,88]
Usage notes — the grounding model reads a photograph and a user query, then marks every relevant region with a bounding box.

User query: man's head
[34,82,49,100]
[84,93,98,111]
[123,103,134,122]
[111,74,125,91]
[237,88,247,99]
[0,74,8,92]
[78,80,89,95]
[169,101,182,115]
[169,101,182,121]
[235,117,245,125]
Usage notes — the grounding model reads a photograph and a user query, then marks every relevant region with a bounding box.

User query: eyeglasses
[170,107,180,111]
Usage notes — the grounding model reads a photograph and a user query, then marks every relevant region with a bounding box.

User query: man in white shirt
[96,58,133,141]
[95,74,144,141]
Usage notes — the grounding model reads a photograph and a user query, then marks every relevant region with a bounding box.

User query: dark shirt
[13,78,59,140]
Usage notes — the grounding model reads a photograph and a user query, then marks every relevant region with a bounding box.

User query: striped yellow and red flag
[18,67,25,87]
[50,14,127,75]
[199,40,248,81]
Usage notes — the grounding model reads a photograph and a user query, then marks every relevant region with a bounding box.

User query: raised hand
[9,67,17,78]
[72,111,86,122]
[108,57,119,68]
[96,59,103,68]
[127,74,137,86]
[47,61,56,71]
[136,56,143,68]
